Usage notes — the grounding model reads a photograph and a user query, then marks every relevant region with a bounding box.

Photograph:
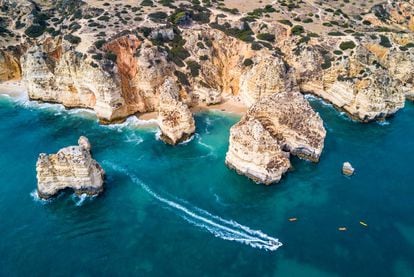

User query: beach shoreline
[0,81,245,127]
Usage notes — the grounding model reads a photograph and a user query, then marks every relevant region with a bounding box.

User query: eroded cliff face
[226,91,326,184]
[0,50,21,81]
[181,27,296,106]
[20,35,177,123]
[36,136,105,199]
[287,39,412,121]
[158,78,195,145]
[21,38,125,122]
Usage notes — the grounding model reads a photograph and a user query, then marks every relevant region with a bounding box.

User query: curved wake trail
[104,161,282,251]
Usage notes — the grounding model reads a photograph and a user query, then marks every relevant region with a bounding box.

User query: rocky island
[36,136,105,199]
[0,0,413,184]
[226,91,326,184]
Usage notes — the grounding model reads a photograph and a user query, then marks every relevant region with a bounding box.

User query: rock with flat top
[226,91,326,185]
[36,137,105,199]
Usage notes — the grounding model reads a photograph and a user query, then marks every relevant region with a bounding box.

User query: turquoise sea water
[0,94,413,276]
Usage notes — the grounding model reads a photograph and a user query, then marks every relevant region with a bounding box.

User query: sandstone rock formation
[0,50,21,81]
[20,35,174,123]
[226,91,326,184]
[158,79,195,145]
[36,136,105,199]
[182,27,296,107]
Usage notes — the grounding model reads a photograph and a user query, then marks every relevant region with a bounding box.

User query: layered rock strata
[226,91,326,184]
[20,36,174,123]
[36,136,105,199]
[158,79,195,145]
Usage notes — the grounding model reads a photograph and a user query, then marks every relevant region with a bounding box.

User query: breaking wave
[104,116,158,131]
[104,161,282,251]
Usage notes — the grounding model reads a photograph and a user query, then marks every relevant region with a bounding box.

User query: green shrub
[251,42,263,50]
[92,53,103,60]
[197,41,205,49]
[25,24,46,38]
[148,12,168,22]
[97,15,110,21]
[210,22,254,42]
[328,31,345,36]
[291,25,304,35]
[174,70,190,86]
[321,55,332,69]
[64,34,81,44]
[186,60,201,77]
[257,33,275,42]
[379,35,392,48]
[94,39,106,49]
[199,55,208,61]
[278,19,292,26]
[339,40,356,50]
[105,52,117,62]
[243,58,253,66]
[141,0,153,6]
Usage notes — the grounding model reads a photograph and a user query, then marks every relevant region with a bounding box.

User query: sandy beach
[1,81,245,126]
[138,97,246,121]
[0,80,27,99]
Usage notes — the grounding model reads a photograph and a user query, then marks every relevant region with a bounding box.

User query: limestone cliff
[21,35,174,123]
[158,78,195,145]
[0,50,21,81]
[36,136,105,199]
[181,27,296,107]
[226,91,326,184]
[289,42,410,121]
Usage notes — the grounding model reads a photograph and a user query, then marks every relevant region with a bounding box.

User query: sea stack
[158,78,195,145]
[36,136,105,199]
[226,91,326,184]
[342,162,355,176]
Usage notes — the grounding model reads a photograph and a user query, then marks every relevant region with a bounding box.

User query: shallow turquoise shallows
[0,94,414,277]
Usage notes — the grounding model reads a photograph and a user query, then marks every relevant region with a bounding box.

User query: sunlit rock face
[226,91,326,184]
[36,137,105,199]
[158,78,195,145]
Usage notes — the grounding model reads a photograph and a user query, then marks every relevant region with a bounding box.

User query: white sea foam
[155,129,161,141]
[30,190,51,204]
[124,133,144,145]
[72,193,96,206]
[376,120,390,126]
[104,161,282,251]
[105,116,158,131]
[178,134,195,145]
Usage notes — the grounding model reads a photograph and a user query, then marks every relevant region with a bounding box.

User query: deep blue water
[0,94,413,276]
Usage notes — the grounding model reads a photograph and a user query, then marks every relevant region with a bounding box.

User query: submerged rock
[226,91,326,185]
[342,162,355,176]
[158,79,195,145]
[36,137,105,199]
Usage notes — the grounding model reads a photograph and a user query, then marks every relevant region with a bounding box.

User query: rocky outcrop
[0,50,21,81]
[226,91,326,184]
[36,136,105,199]
[158,79,195,145]
[182,27,296,106]
[342,162,355,176]
[291,43,408,122]
[21,38,124,122]
[21,35,174,123]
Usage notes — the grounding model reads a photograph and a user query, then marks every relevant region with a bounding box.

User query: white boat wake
[104,161,283,251]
